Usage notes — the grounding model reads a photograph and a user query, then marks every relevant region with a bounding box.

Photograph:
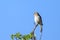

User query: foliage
[10,24,41,40]
[11,32,36,40]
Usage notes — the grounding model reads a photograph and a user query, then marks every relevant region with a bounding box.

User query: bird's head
[34,12,40,17]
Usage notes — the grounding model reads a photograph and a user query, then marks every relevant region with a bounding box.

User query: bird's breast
[34,16,40,24]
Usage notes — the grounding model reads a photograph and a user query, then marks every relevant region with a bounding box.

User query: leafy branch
[11,25,39,40]
[11,32,36,40]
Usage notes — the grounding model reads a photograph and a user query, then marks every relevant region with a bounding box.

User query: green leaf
[11,34,14,40]
[15,32,22,39]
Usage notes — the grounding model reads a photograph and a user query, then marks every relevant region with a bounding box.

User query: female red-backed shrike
[34,12,43,32]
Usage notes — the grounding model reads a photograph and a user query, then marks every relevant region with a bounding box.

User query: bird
[34,12,43,33]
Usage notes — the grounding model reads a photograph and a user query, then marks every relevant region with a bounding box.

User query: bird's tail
[40,25,43,33]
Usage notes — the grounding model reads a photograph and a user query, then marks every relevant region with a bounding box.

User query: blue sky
[0,0,60,40]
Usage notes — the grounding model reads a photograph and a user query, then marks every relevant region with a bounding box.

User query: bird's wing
[38,14,43,25]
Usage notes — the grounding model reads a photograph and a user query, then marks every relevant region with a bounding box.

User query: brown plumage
[34,12,43,32]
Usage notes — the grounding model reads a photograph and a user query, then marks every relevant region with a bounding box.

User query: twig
[31,24,38,40]
[32,24,38,33]
[40,32,42,40]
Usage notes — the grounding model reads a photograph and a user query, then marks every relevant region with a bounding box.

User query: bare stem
[32,24,38,33]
